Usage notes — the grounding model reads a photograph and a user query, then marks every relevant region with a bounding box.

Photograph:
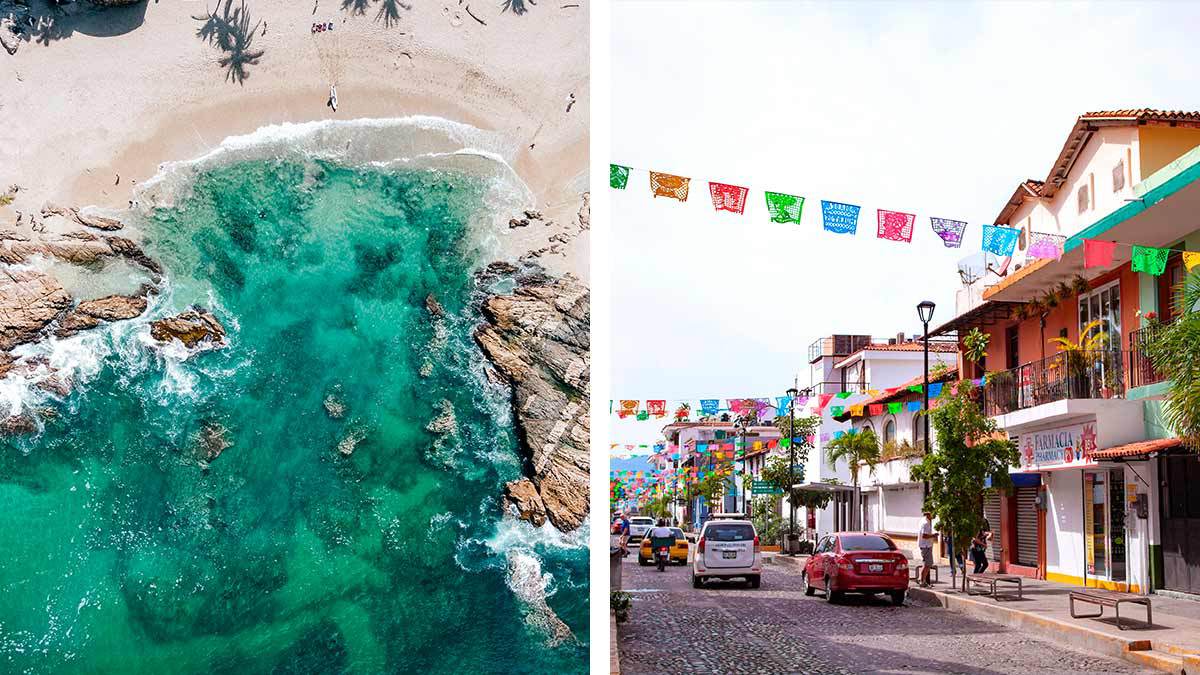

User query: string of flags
[612,163,1200,273]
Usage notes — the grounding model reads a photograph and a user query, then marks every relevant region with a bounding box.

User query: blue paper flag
[834,431,845,440]
[821,200,861,235]
[776,396,793,415]
[982,225,1019,257]
[907,401,922,412]
[929,383,944,398]
[700,399,720,415]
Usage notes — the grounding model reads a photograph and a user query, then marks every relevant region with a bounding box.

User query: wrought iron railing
[981,350,1126,416]
[1128,325,1168,388]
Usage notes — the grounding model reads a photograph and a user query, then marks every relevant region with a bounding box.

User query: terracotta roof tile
[1080,109,1200,123]
[1091,437,1184,460]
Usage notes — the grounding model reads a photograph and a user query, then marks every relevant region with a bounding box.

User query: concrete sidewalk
[765,555,1200,673]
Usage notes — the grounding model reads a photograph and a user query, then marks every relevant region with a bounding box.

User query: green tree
[825,427,881,530]
[910,380,1018,590]
[1144,269,1200,448]
[963,327,990,367]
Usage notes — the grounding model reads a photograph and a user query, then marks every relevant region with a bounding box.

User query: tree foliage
[825,427,881,488]
[1144,269,1200,448]
[910,380,1018,586]
[963,327,990,366]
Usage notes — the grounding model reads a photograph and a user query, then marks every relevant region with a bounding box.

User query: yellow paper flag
[1184,251,1200,271]
[650,171,691,202]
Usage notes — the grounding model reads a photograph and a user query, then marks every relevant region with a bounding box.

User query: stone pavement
[615,551,1156,674]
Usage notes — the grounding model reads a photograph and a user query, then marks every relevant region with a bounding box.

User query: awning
[1092,438,1184,461]
[790,481,854,492]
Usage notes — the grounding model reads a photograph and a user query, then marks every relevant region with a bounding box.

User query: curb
[906,586,1189,674]
[610,610,621,675]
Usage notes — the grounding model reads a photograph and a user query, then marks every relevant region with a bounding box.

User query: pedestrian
[617,512,631,557]
[918,511,937,587]
[971,519,992,574]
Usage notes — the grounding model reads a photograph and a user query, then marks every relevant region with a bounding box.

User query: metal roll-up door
[1015,487,1039,567]
[983,492,1002,562]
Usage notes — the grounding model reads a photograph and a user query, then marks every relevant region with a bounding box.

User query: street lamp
[786,386,799,555]
[917,300,952,584]
[734,415,748,516]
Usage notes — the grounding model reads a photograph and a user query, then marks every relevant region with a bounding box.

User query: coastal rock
[88,0,146,6]
[41,204,124,231]
[425,294,445,319]
[0,231,161,276]
[0,414,37,436]
[196,422,232,463]
[0,351,14,378]
[0,269,73,351]
[426,399,457,435]
[504,478,548,527]
[506,550,573,646]
[150,308,226,349]
[337,428,366,456]
[323,393,346,419]
[475,269,589,532]
[55,293,148,337]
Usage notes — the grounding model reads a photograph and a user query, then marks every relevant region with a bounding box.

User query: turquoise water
[0,158,587,673]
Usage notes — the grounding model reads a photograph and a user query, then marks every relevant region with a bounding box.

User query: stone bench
[1069,589,1152,631]
[965,572,1023,600]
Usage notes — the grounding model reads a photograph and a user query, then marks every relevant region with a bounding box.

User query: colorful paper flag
[821,200,861,235]
[816,394,835,413]
[610,164,630,190]
[929,383,944,398]
[617,400,639,418]
[709,182,749,214]
[1084,239,1117,269]
[830,406,845,417]
[764,191,805,224]
[1132,245,1170,276]
[836,391,853,400]
[700,399,720,416]
[981,225,1019,257]
[930,217,966,248]
[887,402,902,414]
[646,400,667,418]
[1027,232,1067,260]
[868,404,884,415]
[650,171,691,201]
[877,209,916,243]
[1184,251,1200,272]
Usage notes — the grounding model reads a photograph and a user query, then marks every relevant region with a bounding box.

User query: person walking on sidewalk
[918,511,937,587]
[616,512,631,557]
[970,519,993,574]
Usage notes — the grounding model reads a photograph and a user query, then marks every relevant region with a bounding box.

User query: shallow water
[0,158,587,674]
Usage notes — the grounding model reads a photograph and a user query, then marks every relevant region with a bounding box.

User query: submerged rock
[506,550,572,647]
[196,422,232,464]
[150,308,226,349]
[56,293,148,337]
[0,269,73,351]
[323,393,346,419]
[336,428,366,456]
[426,399,458,435]
[504,478,548,528]
[0,413,37,436]
[475,267,589,532]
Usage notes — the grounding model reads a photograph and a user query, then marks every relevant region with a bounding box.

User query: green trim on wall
[1064,146,1200,253]
[1150,544,1164,590]
[1142,399,1174,440]
[1129,381,1170,403]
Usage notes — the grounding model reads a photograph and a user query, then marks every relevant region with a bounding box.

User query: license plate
[722,551,737,559]
[868,564,884,573]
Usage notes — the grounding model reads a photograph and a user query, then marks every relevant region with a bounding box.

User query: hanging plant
[1026,297,1045,315]
[1072,275,1091,295]
[1043,290,1060,309]
[1056,280,1073,300]
[1012,304,1030,321]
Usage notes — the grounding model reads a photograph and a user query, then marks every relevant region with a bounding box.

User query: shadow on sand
[2,0,148,47]
[340,0,410,28]
[192,0,263,85]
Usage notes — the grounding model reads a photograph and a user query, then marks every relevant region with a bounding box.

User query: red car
[802,532,909,606]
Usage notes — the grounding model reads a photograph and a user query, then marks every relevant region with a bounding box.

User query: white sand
[0,0,588,276]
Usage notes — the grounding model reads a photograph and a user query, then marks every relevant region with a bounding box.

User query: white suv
[628,516,655,541]
[692,519,761,588]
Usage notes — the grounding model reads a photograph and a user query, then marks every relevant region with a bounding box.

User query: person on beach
[328,84,338,112]
[971,519,992,574]
[918,511,936,587]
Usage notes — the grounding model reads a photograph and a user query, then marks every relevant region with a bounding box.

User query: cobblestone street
[615,553,1157,675]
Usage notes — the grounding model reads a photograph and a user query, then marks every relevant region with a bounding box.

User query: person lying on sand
[328,85,338,112]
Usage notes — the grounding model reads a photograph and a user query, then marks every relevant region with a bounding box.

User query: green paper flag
[636,410,649,421]
[780,438,791,448]
[836,392,853,399]
[610,164,630,190]
[830,406,845,416]
[888,402,902,414]
[764,191,805,224]
[907,385,923,393]
[1131,245,1170,276]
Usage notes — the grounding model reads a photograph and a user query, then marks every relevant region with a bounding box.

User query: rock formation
[475,265,589,532]
[504,478,548,527]
[56,293,148,337]
[0,229,161,276]
[0,269,72,350]
[150,308,226,349]
[41,204,124,231]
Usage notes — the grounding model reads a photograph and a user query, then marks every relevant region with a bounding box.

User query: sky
[608,0,1200,452]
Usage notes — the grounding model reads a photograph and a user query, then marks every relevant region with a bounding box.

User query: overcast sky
[608,0,1200,451]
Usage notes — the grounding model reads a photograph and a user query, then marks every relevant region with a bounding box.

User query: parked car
[628,516,655,541]
[802,532,909,606]
[638,527,689,566]
[691,519,761,588]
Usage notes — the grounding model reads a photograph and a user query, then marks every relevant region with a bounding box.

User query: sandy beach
[0,0,589,276]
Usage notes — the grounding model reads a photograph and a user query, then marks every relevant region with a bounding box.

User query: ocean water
[0,124,587,674]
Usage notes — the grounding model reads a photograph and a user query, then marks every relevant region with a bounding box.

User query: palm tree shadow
[9,0,148,47]
[340,0,410,27]
[192,0,263,85]
[501,0,535,15]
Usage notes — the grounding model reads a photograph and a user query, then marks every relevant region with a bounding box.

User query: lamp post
[734,415,748,516]
[917,300,951,584]
[787,386,799,555]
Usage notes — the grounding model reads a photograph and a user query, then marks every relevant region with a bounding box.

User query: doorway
[1083,469,1126,583]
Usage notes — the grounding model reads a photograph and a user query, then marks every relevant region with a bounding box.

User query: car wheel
[890,590,905,606]
[825,579,841,603]
[692,574,703,589]
[803,572,815,596]
[638,558,647,566]
[748,575,761,589]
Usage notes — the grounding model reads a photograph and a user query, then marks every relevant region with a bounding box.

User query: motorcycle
[655,544,671,572]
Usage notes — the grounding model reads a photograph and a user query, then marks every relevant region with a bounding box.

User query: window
[1113,159,1126,192]
[1157,252,1186,323]
[839,534,896,551]
[914,417,926,449]
[1005,325,1019,369]
[1078,281,1121,348]
[1077,184,1090,214]
[883,419,896,444]
[705,523,755,542]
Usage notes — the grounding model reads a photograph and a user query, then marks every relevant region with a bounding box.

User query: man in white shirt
[647,519,674,546]
[918,511,937,587]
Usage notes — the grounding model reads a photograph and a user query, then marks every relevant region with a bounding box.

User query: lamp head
[786,387,799,398]
[917,300,936,324]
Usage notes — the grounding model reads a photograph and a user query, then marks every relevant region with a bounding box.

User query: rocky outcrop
[506,550,573,646]
[475,266,589,532]
[0,230,161,276]
[195,422,232,464]
[504,478,548,527]
[150,308,226,349]
[0,269,73,350]
[56,293,148,337]
[41,204,124,231]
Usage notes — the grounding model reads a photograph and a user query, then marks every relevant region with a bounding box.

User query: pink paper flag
[877,209,916,243]
[709,182,749,214]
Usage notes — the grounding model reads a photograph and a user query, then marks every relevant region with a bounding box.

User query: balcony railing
[981,350,1126,417]
[1128,325,1168,389]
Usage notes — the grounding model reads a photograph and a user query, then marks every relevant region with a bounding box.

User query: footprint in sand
[442,6,464,27]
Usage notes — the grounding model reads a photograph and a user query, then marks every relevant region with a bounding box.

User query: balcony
[982,350,1126,417]
[1128,325,1168,389]
[808,335,872,364]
